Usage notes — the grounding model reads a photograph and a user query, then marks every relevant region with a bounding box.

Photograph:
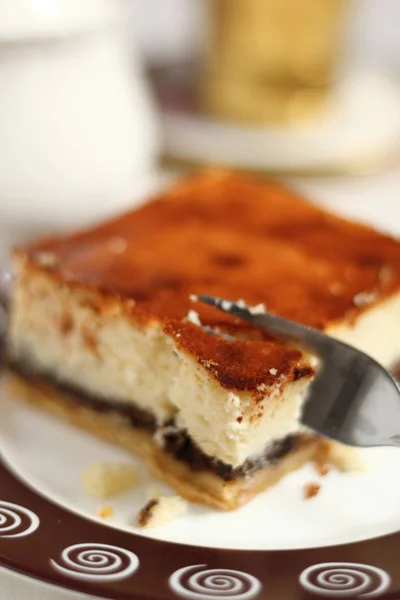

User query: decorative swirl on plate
[169,564,262,599]
[0,500,40,538]
[50,543,139,581]
[299,562,391,598]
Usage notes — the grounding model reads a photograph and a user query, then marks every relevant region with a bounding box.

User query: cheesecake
[6,172,400,510]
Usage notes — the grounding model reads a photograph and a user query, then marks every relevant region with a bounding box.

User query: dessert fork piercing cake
[6,172,400,510]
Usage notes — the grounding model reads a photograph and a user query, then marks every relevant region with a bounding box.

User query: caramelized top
[19,171,400,393]
[164,320,314,396]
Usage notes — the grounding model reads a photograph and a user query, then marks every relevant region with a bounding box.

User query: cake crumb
[137,496,188,529]
[82,462,139,499]
[236,299,246,308]
[304,482,321,499]
[97,505,114,519]
[329,282,344,296]
[326,443,366,472]
[153,424,180,448]
[107,236,127,254]
[34,251,58,268]
[316,463,330,477]
[379,265,393,285]
[269,368,278,376]
[189,294,198,302]
[221,300,232,311]
[248,303,266,315]
[353,291,377,307]
[185,309,202,326]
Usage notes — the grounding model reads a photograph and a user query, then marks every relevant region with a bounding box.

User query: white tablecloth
[0,567,99,600]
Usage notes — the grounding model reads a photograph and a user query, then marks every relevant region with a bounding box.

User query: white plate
[1,389,400,551]
[1,169,400,554]
[1,171,400,600]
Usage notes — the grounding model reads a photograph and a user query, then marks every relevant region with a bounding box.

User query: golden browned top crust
[17,171,400,391]
[165,320,314,395]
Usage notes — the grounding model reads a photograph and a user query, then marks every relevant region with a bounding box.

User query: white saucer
[153,69,400,174]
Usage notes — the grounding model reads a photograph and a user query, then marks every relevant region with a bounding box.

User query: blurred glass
[201,0,349,124]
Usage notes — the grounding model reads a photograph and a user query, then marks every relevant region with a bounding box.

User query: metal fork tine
[197,294,400,449]
[198,294,328,353]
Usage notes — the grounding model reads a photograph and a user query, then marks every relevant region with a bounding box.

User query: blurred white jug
[0,0,159,252]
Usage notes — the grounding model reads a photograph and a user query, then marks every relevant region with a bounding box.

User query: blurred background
[0,0,399,263]
[133,0,400,74]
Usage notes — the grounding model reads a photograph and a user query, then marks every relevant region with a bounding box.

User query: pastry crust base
[6,371,331,510]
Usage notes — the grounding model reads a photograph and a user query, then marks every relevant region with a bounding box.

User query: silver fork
[198,294,400,448]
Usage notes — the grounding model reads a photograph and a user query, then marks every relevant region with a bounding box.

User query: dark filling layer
[162,429,299,481]
[10,359,300,481]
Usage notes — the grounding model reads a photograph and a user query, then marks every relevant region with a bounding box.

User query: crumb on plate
[304,482,321,499]
[82,461,139,499]
[97,505,114,519]
[326,442,366,472]
[316,463,330,477]
[137,495,188,529]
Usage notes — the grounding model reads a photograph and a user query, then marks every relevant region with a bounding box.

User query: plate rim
[1,451,400,600]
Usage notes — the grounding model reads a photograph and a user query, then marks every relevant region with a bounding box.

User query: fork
[198,294,400,448]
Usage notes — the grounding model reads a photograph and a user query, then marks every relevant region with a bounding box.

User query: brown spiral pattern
[299,562,391,597]
[169,564,262,599]
[0,501,39,538]
[50,543,139,581]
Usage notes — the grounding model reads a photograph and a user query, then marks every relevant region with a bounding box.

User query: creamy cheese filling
[8,265,400,468]
[328,294,400,367]
[169,357,310,466]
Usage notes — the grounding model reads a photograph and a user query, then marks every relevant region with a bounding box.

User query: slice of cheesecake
[6,172,400,510]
